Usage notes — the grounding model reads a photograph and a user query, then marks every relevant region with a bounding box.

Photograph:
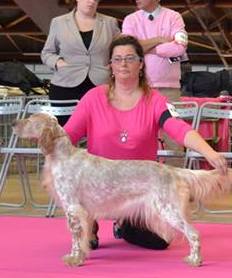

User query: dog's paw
[63,252,86,267]
[184,255,202,267]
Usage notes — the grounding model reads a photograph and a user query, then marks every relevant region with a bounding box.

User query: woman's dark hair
[62,0,76,11]
[108,35,151,98]
[67,0,100,10]
[109,35,144,63]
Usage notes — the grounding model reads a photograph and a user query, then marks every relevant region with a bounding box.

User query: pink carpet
[0,216,231,278]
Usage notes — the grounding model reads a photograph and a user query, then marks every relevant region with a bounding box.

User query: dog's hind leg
[181,223,202,267]
[157,206,202,266]
[63,204,90,266]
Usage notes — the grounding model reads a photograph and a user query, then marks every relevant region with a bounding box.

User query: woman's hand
[205,150,228,175]
[56,58,68,69]
[184,130,228,175]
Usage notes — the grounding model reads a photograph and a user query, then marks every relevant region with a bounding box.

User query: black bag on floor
[0,61,44,95]
[181,70,232,97]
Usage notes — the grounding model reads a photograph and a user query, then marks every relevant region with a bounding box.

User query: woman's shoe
[89,237,99,250]
[90,220,99,249]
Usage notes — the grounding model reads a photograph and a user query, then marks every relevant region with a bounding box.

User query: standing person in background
[41,0,120,126]
[122,0,188,102]
[122,0,188,160]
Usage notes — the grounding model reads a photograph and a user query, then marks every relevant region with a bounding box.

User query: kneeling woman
[64,35,227,249]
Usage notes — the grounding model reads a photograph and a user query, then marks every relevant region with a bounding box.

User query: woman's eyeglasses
[111,55,141,64]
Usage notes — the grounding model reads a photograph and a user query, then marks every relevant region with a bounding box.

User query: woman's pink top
[64,85,192,160]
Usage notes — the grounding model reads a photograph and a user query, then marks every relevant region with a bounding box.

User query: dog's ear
[38,127,55,155]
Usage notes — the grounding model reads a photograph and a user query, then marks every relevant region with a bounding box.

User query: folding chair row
[2,99,231,216]
[157,100,232,215]
[0,98,79,212]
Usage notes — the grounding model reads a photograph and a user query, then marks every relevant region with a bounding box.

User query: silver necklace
[114,111,128,144]
[110,88,138,144]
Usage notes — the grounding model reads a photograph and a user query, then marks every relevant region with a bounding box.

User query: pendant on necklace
[120,130,128,143]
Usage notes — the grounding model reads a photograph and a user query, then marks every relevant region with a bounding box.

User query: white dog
[12,113,232,267]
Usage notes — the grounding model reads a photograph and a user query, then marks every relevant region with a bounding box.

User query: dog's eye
[27,120,40,129]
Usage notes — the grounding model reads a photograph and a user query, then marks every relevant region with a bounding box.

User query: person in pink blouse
[64,35,227,250]
[122,0,188,102]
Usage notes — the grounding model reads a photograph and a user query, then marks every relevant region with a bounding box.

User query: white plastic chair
[0,98,79,211]
[157,101,199,167]
[0,98,24,207]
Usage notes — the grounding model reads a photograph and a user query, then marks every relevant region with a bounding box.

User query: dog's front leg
[63,205,90,267]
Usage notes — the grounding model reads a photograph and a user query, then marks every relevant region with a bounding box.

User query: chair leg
[17,155,49,209]
[46,198,57,217]
[0,155,28,208]
[0,152,14,195]
[201,207,232,214]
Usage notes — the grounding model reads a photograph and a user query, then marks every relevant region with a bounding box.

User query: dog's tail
[179,168,232,202]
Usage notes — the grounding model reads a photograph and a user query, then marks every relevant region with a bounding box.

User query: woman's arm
[63,98,89,145]
[184,130,227,174]
[138,37,172,53]
[41,18,63,70]
[161,116,227,174]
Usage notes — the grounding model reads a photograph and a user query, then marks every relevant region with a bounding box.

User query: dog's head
[12,113,63,155]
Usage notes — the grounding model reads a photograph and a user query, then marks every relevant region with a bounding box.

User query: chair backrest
[0,98,79,192]
[157,101,199,161]
[195,101,232,126]
[172,101,199,128]
[0,98,24,149]
[195,101,232,153]
[0,98,24,116]
[22,99,79,118]
[0,99,24,190]
[186,101,232,170]
[15,98,79,151]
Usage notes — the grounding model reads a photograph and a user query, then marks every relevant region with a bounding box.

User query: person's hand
[56,58,68,69]
[174,31,188,46]
[206,151,228,175]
